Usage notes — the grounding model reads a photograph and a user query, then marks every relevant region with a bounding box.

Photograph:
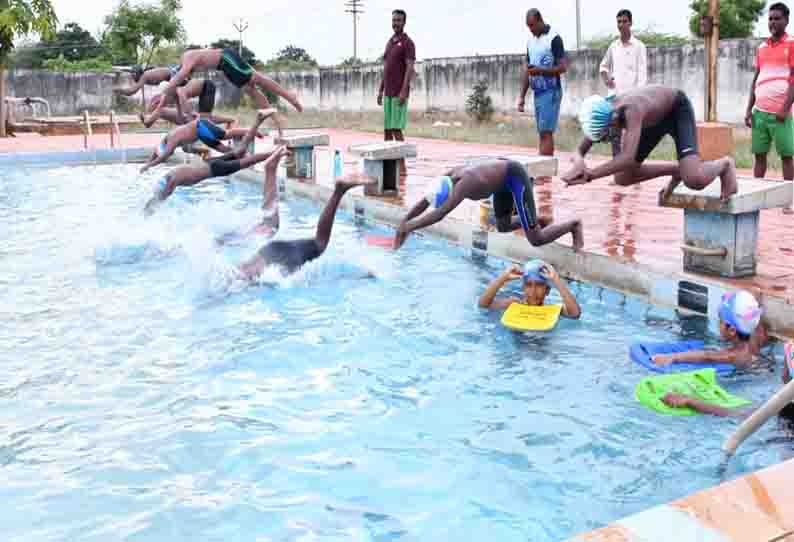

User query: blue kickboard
[629,340,736,376]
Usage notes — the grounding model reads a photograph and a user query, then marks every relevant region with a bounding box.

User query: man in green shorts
[745,2,794,212]
[377,9,416,175]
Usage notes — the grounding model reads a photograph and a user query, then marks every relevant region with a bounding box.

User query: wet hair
[392,9,407,21]
[526,8,543,21]
[131,65,144,83]
[770,2,790,19]
[198,80,216,113]
[617,9,632,22]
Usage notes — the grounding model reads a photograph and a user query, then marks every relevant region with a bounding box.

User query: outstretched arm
[393,199,430,249]
[479,266,523,309]
[653,349,741,368]
[140,136,181,173]
[662,394,744,417]
[581,106,643,181]
[541,264,580,319]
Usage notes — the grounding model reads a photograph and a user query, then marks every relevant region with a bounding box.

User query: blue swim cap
[718,290,762,336]
[578,95,615,142]
[153,176,168,195]
[424,176,454,208]
[522,259,548,285]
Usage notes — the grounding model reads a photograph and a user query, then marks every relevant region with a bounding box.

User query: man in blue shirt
[518,8,568,160]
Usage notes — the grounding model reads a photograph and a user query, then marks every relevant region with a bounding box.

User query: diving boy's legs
[248,72,303,113]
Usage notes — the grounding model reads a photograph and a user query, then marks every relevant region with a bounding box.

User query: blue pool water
[1,163,790,541]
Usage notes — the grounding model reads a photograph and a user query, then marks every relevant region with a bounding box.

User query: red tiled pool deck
[4,128,794,308]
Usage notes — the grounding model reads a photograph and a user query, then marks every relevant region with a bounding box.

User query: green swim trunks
[752,109,794,157]
[384,96,408,130]
[218,48,254,88]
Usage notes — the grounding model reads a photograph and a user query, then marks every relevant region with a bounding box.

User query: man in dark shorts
[114,64,190,97]
[392,159,583,250]
[140,108,276,174]
[144,47,303,126]
[236,176,376,280]
[562,85,738,201]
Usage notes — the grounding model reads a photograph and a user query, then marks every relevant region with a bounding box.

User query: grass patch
[220,108,778,173]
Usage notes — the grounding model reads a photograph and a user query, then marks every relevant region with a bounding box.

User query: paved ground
[4,128,794,304]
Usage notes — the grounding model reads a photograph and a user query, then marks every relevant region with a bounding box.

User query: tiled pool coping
[9,147,794,541]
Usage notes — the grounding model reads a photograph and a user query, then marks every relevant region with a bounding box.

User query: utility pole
[701,0,719,121]
[575,0,582,50]
[232,18,249,58]
[345,0,365,60]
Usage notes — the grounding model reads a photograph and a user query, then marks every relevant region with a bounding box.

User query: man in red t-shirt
[746,1,794,213]
[377,9,416,175]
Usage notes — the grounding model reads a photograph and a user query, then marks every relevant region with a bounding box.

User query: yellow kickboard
[501,303,562,332]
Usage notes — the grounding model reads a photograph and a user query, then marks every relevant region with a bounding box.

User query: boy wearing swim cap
[140,108,275,174]
[478,259,581,319]
[393,159,583,250]
[561,85,738,202]
[653,290,769,370]
[662,341,794,423]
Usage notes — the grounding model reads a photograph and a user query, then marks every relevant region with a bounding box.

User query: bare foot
[264,146,288,171]
[719,157,738,202]
[572,220,584,251]
[335,174,377,191]
[257,108,278,122]
[142,113,157,128]
[287,93,303,113]
[659,174,681,204]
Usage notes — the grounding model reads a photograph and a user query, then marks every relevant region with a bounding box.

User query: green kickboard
[635,368,751,416]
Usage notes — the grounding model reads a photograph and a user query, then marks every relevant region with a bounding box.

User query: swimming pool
[1,163,789,541]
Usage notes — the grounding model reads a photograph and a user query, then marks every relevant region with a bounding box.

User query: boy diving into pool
[114,64,190,96]
[140,108,276,174]
[143,47,303,127]
[653,290,768,370]
[392,159,583,250]
[236,176,376,280]
[478,259,581,319]
[562,85,738,202]
[141,79,241,129]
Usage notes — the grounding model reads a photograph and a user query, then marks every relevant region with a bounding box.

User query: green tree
[24,22,101,67]
[209,38,258,66]
[338,56,363,68]
[0,0,59,136]
[265,44,318,70]
[465,80,494,123]
[103,0,184,65]
[689,0,765,39]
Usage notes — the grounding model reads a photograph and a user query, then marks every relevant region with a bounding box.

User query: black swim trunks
[217,48,254,88]
[257,239,323,273]
[208,153,242,178]
[198,80,216,113]
[492,160,538,233]
[634,90,699,164]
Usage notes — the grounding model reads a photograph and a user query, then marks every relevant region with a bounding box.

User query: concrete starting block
[274,133,330,180]
[348,141,417,196]
[478,156,558,229]
[661,178,793,277]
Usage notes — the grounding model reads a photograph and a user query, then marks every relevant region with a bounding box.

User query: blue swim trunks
[534,87,562,134]
[492,160,537,234]
[196,119,226,149]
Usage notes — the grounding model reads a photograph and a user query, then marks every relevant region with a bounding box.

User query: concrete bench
[478,156,559,229]
[660,178,793,277]
[348,141,417,196]
[274,133,330,180]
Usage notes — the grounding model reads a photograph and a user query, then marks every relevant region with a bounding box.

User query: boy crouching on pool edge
[653,290,769,370]
[478,259,581,319]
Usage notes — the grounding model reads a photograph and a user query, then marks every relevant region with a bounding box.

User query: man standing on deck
[745,2,794,214]
[518,9,567,164]
[377,9,416,177]
[599,9,647,96]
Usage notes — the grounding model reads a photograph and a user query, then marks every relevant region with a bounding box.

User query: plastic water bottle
[333,149,344,179]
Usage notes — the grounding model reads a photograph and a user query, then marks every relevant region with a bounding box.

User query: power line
[232,18,249,58]
[344,0,364,60]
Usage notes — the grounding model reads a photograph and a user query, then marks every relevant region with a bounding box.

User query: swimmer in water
[562,85,738,201]
[393,159,583,250]
[653,290,769,370]
[236,176,376,280]
[478,258,581,319]
[144,144,289,217]
[140,108,276,174]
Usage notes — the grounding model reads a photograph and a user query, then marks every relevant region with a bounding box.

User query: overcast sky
[49,0,771,65]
